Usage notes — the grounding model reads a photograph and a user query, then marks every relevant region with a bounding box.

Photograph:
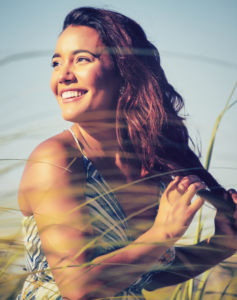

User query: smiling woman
[50,25,121,123]
[16,6,237,300]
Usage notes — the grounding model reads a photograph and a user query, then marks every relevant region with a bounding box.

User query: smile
[61,90,88,99]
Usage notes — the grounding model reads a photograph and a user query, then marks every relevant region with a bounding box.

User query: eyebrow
[52,49,100,60]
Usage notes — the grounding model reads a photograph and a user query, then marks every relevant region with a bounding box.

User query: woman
[17,7,237,300]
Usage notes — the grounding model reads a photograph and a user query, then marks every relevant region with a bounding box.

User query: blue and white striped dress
[17,131,175,300]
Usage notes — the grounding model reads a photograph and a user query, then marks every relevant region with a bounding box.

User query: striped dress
[17,130,175,300]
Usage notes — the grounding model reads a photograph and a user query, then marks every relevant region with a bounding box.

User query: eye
[76,57,91,63]
[51,61,60,68]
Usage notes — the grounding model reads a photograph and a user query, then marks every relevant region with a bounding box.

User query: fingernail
[182,177,189,181]
[195,184,204,190]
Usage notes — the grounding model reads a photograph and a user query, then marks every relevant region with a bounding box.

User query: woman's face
[50,25,121,123]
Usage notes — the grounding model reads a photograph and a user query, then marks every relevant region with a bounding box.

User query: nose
[58,67,76,84]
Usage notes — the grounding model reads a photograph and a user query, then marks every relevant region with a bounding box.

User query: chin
[61,111,82,123]
[61,110,94,124]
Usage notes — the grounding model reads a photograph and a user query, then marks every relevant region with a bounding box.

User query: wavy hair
[63,7,228,199]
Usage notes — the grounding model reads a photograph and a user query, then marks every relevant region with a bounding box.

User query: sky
[0,0,237,240]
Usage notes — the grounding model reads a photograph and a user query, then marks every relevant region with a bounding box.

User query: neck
[72,120,141,181]
[73,110,120,158]
[80,124,119,153]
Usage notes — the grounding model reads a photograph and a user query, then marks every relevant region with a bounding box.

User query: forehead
[55,25,104,54]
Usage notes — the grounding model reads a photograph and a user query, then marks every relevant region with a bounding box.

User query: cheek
[91,68,117,92]
[78,67,102,89]
[50,73,57,96]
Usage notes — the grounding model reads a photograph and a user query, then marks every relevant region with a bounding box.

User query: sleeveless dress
[17,129,175,300]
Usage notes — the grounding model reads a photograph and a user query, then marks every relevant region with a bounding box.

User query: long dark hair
[63,7,227,198]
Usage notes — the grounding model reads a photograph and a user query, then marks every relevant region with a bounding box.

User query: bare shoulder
[27,130,79,164]
[18,129,86,217]
[18,130,93,271]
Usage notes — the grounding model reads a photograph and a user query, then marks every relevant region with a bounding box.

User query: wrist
[148,225,175,249]
[125,226,172,264]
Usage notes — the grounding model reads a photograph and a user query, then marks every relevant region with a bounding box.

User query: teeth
[61,90,86,99]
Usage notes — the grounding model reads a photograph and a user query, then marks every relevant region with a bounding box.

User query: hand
[154,175,206,243]
[214,188,237,251]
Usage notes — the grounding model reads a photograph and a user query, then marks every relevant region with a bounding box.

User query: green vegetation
[0,53,236,299]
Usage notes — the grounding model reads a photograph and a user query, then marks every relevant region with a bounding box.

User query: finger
[166,176,181,191]
[228,189,237,203]
[177,175,202,194]
[183,175,202,183]
[182,181,207,205]
[188,197,205,216]
[165,177,183,204]
[234,204,237,221]
[233,195,237,204]
[228,188,237,194]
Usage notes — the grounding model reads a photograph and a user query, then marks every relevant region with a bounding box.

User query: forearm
[52,226,171,300]
[144,236,236,291]
[175,236,235,275]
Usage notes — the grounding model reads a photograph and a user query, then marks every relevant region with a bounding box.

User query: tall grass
[0,53,237,299]
[145,82,237,300]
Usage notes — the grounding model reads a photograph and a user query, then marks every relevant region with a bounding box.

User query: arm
[19,141,206,300]
[144,189,237,291]
[144,238,235,291]
[19,138,171,300]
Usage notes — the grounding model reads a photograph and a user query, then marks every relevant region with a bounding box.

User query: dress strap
[68,128,84,156]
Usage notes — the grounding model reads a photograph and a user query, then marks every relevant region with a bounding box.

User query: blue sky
[0,0,237,238]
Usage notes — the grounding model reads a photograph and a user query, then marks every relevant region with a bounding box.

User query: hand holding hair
[153,176,206,242]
